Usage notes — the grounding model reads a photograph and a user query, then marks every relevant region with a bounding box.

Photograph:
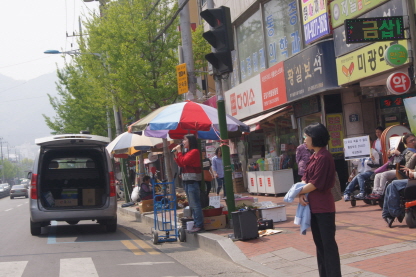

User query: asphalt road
[0,196,262,277]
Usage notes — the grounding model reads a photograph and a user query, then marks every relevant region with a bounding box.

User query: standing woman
[298,123,341,277]
[212,147,225,198]
[173,134,204,233]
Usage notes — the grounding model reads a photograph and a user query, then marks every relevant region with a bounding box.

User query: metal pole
[206,0,235,216]
[107,108,112,140]
[0,138,4,183]
[178,0,197,100]
[407,0,416,83]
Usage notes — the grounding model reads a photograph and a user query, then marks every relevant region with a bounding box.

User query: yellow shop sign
[336,40,409,86]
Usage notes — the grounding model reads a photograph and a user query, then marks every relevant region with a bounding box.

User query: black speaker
[232,210,259,240]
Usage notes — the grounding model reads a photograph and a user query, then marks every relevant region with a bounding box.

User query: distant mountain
[0,72,59,159]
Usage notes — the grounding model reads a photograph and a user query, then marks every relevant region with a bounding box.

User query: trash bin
[232,210,259,240]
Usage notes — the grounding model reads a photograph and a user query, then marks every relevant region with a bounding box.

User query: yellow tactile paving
[121,240,144,255]
[119,227,160,255]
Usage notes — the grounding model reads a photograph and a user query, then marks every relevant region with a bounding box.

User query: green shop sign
[384,44,408,67]
[330,0,389,28]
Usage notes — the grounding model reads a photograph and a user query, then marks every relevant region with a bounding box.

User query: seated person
[382,165,416,228]
[139,176,153,201]
[369,134,416,200]
[344,146,379,201]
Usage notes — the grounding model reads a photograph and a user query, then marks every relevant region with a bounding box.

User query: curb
[117,205,273,276]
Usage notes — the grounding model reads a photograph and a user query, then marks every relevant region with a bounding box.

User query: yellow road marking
[119,227,160,255]
[121,240,144,255]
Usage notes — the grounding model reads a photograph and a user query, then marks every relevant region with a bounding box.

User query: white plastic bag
[131,186,139,202]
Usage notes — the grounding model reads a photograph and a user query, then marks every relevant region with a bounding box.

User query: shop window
[263,0,303,67]
[274,112,299,170]
[236,10,266,83]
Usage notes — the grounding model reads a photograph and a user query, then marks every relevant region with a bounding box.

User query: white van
[29,134,117,235]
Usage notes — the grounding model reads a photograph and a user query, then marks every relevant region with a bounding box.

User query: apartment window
[236,10,266,83]
[263,0,303,67]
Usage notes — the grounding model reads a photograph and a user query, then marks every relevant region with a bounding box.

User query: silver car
[29,134,117,236]
[10,185,28,199]
[0,183,10,197]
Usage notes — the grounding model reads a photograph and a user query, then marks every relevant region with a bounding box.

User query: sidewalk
[118,192,416,277]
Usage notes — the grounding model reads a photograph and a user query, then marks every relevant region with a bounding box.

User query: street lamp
[44,49,121,139]
[44,49,101,57]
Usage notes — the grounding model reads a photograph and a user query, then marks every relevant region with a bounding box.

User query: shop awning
[243,107,289,131]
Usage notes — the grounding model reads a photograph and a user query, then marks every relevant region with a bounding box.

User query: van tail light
[109,171,116,197]
[30,173,38,199]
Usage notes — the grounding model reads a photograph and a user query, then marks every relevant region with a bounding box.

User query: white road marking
[119,261,175,266]
[0,261,28,277]
[4,209,12,212]
[60,258,98,277]
[17,205,22,207]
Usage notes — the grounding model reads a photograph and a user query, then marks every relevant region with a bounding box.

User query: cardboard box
[259,205,286,222]
[203,214,226,230]
[233,178,246,193]
[61,189,78,199]
[54,199,78,207]
[82,189,104,206]
[138,199,154,213]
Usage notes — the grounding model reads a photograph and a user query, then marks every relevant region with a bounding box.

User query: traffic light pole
[215,76,236,217]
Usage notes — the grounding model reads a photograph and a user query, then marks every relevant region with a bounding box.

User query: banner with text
[330,0,389,28]
[404,96,416,134]
[344,135,371,160]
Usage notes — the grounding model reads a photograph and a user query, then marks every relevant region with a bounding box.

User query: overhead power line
[152,0,190,42]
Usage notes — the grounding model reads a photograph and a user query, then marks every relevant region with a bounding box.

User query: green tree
[44,0,181,136]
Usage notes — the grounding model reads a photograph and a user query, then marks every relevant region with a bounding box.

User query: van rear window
[48,158,95,169]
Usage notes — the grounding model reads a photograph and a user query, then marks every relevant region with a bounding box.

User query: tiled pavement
[119,192,416,276]
[211,193,416,277]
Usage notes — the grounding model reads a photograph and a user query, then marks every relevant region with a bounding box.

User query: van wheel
[66,221,79,225]
[106,218,117,232]
[30,220,41,236]
[25,195,28,198]
[10,196,14,199]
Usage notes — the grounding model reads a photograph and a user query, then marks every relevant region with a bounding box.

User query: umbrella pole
[162,138,173,191]
[120,158,131,203]
[139,153,145,184]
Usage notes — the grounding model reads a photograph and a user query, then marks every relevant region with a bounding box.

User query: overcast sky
[0,0,100,81]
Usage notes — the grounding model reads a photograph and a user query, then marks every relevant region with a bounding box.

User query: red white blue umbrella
[128,101,249,139]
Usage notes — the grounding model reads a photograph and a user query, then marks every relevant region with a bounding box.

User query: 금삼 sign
[176,63,188,95]
[343,135,371,160]
[345,16,405,44]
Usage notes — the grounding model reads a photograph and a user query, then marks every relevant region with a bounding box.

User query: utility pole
[0,138,5,183]
[202,1,236,215]
[407,0,416,83]
[178,0,197,100]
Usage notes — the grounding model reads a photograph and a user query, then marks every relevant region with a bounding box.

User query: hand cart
[151,176,182,244]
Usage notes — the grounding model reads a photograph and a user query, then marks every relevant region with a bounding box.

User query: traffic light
[200,6,234,75]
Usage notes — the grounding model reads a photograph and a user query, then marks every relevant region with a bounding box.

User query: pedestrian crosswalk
[0,258,194,277]
[0,261,27,277]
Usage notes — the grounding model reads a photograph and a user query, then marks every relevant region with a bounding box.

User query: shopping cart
[151,175,180,244]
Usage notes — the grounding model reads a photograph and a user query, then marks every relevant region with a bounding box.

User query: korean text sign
[284,40,339,102]
[326,114,344,154]
[344,135,371,160]
[301,0,331,44]
[345,16,405,43]
[330,0,389,29]
[260,61,287,111]
[336,40,409,85]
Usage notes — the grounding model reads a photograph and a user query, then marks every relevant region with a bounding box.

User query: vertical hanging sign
[176,63,188,95]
